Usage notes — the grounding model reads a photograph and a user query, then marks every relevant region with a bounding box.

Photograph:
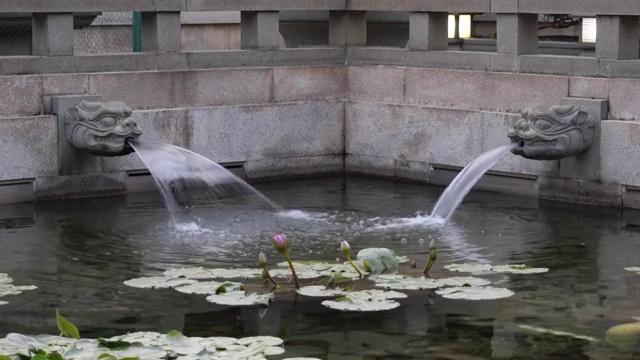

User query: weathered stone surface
[190,102,344,163]
[346,102,483,166]
[0,57,42,76]
[395,159,429,181]
[496,14,538,55]
[407,12,448,51]
[347,48,492,71]
[481,111,560,176]
[40,54,158,74]
[0,75,42,116]
[490,53,518,72]
[596,16,639,60]
[80,172,128,197]
[608,78,640,120]
[142,12,182,52]
[601,120,640,186]
[518,55,600,78]
[404,68,568,113]
[273,66,346,102]
[103,109,190,172]
[246,155,343,179]
[35,173,127,200]
[345,154,394,177]
[42,74,89,96]
[569,77,610,99]
[348,0,489,12]
[0,116,58,181]
[89,68,272,110]
[0,181,35,204]
[186,48,346,69]
[240,11,280,50]
[32,13,74,56]
[328,10,367,47]
[538,176,622,207]
[348,65,404,104]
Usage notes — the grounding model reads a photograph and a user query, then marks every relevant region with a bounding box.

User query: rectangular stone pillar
[241,11,280,50]
[32,13,73,56]
[141,12,181,52]
[497,13,538,55]
[407,12,448,51]
[596,15,639,59]
[329,11,367,47]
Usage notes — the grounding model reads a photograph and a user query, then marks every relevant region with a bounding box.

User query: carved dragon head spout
[507,105,596,160]
[64,101,142,157]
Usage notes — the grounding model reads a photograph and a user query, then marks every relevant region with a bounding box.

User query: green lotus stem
[46,332,63,356]
[262,267,280,289]
[347,258,363,278]
[378,257,388,272]
[423,240,437,275]
[284,254,301,289]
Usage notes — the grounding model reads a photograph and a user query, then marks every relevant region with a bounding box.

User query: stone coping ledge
[491,0,640,16]
[0,48,346,76]
[347,0,490,13]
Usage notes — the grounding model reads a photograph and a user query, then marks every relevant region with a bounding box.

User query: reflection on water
[1,176,640,359]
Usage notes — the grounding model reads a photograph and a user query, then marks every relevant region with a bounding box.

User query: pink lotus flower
[272,234,288,254]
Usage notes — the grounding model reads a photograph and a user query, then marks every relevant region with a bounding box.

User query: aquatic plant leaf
[172,281,225,295]
[356,248,399,274]
[205,291,274,306]
[236,336,283,347]
[0,301,6,306]
[6,334,47,349]
[321,299,401,312]
[435,286,514,300]
[32,354,47,360]
[623,267,640,274]
[97,337,136,350]
[123,276,197,289]
[396,256,410,264]
[163,267,260,280]
[521,324,599,342]
[0,355,12,360]
[374,275,490,290]
[56,309,80,339]
[444,263,548,274]
[296,286,348,297]
[0,274,12,284]
[165,330,204,355]
[0,284,37,298]
[282,358,322,360]
[48,352,64,360]
[344,289,407,301]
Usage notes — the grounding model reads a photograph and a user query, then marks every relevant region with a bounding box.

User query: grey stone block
[42,74,89,95]
[569,77,610,99]
[623,187,640,209]
[103,109,190,172]
[347,0,490,12]
[156,52,189,70]
[497,14,538,55]
[35,173,127,200]
[345,154,394,177]
[142,12,182,52]
[601,59,640,79]
[273,66,346,102]
[596,16,639,60]
[348,65,404,104]
[0,116,58,181]
[126,172,157,193]
[285,155,343,176]
[190,102,344,163]
[429,166,539,198]
[245,158,288,179]
[491,0,518,13]
[52,95,104,176]
[0,57,42,76]
[329,10,367,47]
[346,102,483,166]
[601,120,640,186]
[518,55,600,77]
[186,48,346,69]
[89,68,272,110]
[0,75,42,117]
[0,180,35,204]
[514,0,640,16]
[404,67,568,113]
[186,0,345,11]
[558,97,608,181]
[538,177,622,207]
[241,11,280,50]
[40,54,158,74]
[32,13,74,56]
[347,48,492,71]
[21,0,155,12]
[395,159,429,181]
[407,12,448,51]
[80,172,128,197]
[490,53,518,72]
[155,0,187,11]
[608,78,640,120]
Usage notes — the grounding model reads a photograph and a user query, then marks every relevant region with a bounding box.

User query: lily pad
[0,274,11,284]
[624,267,640,274]
[205,292,274,306]
[444,263,548,275]
[374,275,490,290]
[123,276,197,289]
[321,299,400,312]
[435,286,514,300]
[174,281,225,295]
[0,283,37,298]
[521,324,599,342]
[297,286,348,297]
[344,289,407,301]
[0,301,7,306]
[356,248,399,274]
[164,267,260,280]
[236,336,283,347]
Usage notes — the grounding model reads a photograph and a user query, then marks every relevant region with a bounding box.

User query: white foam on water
[277,210,329,222]
[369,215,445,230]
[175,222,212,234]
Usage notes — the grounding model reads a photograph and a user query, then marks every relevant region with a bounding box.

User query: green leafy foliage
[97,337,136,350]
[55,309,80,340]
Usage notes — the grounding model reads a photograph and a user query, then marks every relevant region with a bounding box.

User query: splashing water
[129,140,280,226]
[430,144,516,221]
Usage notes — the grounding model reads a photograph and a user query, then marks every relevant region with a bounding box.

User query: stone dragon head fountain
[64,101,142,157]
[507,105,596,160]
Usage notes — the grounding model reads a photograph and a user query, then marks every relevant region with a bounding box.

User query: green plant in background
[340,241,363,277]
[423,240,437,275]
[258,252,280,289]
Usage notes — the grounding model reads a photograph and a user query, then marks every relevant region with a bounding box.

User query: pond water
[1,176,640,359]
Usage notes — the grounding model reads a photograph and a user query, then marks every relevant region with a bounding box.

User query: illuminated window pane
[448,15,456,38]
[582,17,596,43]
[459,15,472,38]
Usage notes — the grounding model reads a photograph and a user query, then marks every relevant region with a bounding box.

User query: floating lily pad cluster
[0,331,295,360]
[444,263,549,274]
[624,267,640,275]
[0,273,37,306]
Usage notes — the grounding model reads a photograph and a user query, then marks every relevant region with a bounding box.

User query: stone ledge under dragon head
[64,101,142,157]
[507,105,596,160]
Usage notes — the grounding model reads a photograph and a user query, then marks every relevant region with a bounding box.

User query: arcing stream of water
[128,140,280,225]
[430,143,517,220]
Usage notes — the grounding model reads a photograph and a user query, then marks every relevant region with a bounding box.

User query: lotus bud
[341,240,352,259]
[429,239,436,251]
[258,252,267,268]
[272,234,288,254]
